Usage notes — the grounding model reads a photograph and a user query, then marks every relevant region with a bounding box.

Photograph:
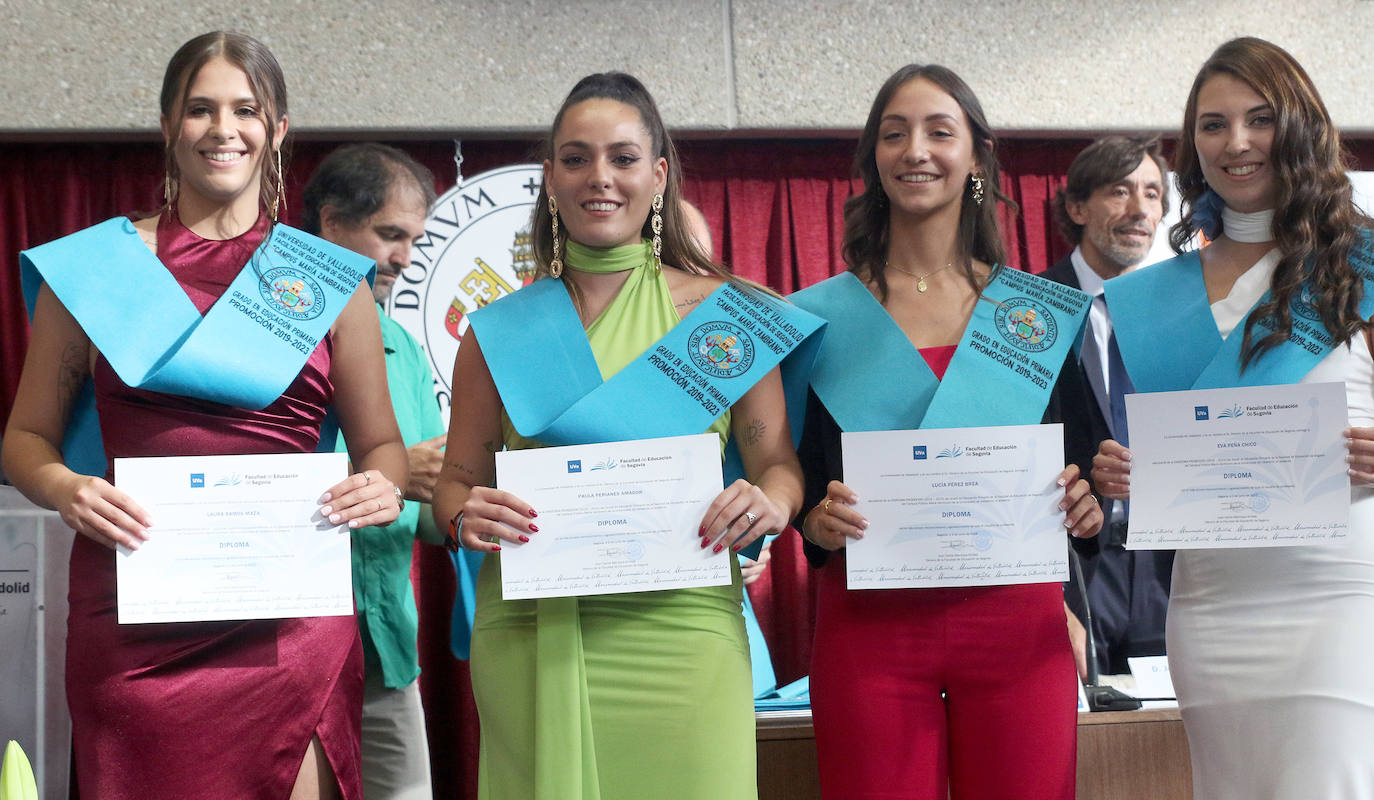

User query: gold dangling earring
[163,173,175,208]
[651,193,664,272]
[270,150,285,221]
[970,173,985,207]
[548,195,564,278]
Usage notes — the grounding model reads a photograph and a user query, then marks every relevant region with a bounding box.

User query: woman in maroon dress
[1,32,406,800]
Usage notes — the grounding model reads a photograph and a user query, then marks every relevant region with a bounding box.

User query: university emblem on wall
[993,296,1057,353]
[384,164,545,421]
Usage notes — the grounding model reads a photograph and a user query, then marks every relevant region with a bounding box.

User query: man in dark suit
[1043,136,1174,678]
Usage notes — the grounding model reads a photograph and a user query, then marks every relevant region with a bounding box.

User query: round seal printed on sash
[1291,283,1321,322]
[688,321,755,379]
[260,267,325,321]
[994,297,1057,352]
[383,164,545,422]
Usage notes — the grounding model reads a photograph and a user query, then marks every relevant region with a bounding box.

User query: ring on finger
[744,511,758,527]
[363,471,372,484]
[822,498,832,513]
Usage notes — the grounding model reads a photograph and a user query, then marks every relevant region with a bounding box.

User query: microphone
[1070,546,1141,712]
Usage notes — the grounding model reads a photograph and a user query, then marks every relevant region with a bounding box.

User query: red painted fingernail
[519,534,530,543]
[527,509,538,518]
[731,543,742,552]
[699,525,706,535]
[492,545,501,551]
[700,538,711,549]
[529,523,539,532]
[712,543,724,554]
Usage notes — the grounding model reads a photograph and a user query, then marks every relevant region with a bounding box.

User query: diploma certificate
[1125,382,1350,549]
[114,452,351,624]
[495,433,728,599]
[842,424,1068,589]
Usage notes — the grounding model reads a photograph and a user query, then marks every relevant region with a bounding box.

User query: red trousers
[810,556,1077,800]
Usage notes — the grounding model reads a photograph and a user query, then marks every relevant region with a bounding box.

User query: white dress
[1167,251,1374,799]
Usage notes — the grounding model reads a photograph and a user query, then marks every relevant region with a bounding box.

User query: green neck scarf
[565,240,653,274]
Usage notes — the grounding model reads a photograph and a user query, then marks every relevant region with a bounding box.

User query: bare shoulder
[664,266,724,318]
[130,215,158,256]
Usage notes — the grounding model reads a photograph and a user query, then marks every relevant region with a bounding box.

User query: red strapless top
[919,344,957,380]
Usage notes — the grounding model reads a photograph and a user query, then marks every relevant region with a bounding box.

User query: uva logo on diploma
[688,321,755,379]
[567,460,582,473]
[1195,406,1209,420]
[261,267,325,321]
[190,473,205,488]
[994,297,1057,352]
[913,446,928,460]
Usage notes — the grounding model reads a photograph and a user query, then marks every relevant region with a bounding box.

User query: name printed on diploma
[495,433,729,600]
[114,452,352,624]
[1125,382,1350,549]
[842,424,1068,589]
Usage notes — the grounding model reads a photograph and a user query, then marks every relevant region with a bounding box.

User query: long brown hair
[529,73,771,298]
[842,64,1015,301]
[1169,37,1371,364]
[160,31,289,219]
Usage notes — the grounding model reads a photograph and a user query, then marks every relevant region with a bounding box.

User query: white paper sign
[1125,382,1349,549]
[114,452,351,623]
[842,424,1068,589]
[495,433,729,599]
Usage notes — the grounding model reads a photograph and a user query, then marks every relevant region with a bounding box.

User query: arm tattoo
[674,295,706,313]
[56,343,87,423]
[742,417,767,448]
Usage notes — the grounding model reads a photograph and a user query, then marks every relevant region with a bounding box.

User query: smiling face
[873,77,979,223]
[1192,73,1276,214]
[321,177,428,303]
[543,98,667,250]
[1068,154,1165,275]
[162,56,286,219]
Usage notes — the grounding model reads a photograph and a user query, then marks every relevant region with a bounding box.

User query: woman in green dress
[431,73,805,799]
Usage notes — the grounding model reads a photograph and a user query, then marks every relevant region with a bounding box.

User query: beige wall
[3,0,1372,135]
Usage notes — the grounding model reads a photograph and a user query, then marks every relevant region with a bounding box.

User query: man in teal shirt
[303,144,444,799]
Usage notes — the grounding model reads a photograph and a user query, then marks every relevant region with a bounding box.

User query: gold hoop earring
[970,174,985,207]
[548,195,564,278]
[270,150,285,221]
[651,193,664,272]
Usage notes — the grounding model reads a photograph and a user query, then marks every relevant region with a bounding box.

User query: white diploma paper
[1125,382,1350,549]
[842,424,1068,589]
[495,433,728,599]
[114,452,352,624]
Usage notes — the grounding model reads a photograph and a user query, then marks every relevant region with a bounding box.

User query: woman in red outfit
[2,32,406,800]
[794,64,1102,799]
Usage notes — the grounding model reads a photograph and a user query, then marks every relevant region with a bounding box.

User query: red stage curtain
[7,136,1371,800]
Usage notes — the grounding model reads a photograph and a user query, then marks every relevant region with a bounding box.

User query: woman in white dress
[1092,37,1374,799]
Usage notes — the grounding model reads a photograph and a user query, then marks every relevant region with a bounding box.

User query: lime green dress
[471,241,756,800]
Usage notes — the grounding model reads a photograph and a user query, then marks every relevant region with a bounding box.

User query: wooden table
[756,708,1192,800]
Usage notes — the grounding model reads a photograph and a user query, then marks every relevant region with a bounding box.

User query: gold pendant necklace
[886,261,954,293]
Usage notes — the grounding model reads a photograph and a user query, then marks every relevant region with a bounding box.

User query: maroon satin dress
[66,211,363,799]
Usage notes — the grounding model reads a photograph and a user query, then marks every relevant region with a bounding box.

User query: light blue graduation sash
[790,268,1091,431]
[1104,244,1374,392]
[469,278,826,557]
[21,217,375,474]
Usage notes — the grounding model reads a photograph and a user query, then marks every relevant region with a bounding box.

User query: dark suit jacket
[1039,256,1114,497]
[1039,256,1113,625]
